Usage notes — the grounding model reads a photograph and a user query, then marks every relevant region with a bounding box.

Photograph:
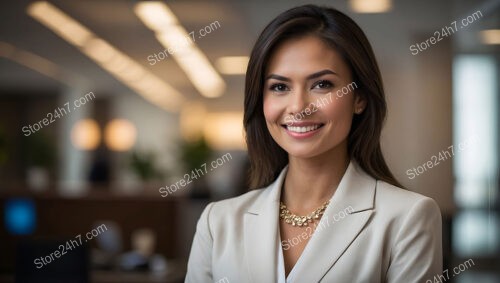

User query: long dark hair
[244,4,402,189]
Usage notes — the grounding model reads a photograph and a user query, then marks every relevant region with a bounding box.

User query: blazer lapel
[243,166,287,283]
[291,161,376,283]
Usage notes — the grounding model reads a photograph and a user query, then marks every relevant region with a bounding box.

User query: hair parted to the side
[244,4,402,189]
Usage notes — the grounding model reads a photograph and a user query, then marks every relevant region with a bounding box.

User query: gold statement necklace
[279,200,330,227]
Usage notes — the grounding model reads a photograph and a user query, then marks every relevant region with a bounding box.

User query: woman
[186,4,442,283]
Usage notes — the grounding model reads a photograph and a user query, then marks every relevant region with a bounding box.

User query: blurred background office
[0,0,499,282]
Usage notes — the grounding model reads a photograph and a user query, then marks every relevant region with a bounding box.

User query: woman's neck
[281,144,349,214]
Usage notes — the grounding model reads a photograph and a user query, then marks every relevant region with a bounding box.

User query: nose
[287,89,310,116]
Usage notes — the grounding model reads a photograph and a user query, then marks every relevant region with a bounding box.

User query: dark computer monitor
[16,240,89,283]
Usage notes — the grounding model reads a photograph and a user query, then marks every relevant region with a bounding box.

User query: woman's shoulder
[376,180,436,203]
[374,180,441,220]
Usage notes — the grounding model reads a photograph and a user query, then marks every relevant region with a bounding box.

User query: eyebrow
[265,69,337,81]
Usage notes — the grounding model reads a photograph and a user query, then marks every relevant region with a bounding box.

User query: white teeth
[287,124,321,133]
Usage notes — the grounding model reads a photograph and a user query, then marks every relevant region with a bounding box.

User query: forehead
[266,35,351,78]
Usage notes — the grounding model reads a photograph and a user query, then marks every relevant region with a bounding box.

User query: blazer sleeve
[386,197,443,283]
[185,202,215,283]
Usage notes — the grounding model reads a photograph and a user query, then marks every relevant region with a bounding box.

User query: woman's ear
[353,93,367,114]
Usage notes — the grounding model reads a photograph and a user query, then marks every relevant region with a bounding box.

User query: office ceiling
[0,0,498,112]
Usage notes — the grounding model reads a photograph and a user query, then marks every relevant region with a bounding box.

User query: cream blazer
[185,161,442,283]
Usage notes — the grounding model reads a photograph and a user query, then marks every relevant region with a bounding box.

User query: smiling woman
[186,4,442,283]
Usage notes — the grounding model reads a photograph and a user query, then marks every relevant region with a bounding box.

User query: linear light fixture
[215,56,249,75]
[27,1,184,111]
[134,1,226,98]
[0,41,68,83]
[26,2,93,47]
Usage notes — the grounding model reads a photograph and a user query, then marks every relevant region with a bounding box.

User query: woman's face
[263,35,365,159]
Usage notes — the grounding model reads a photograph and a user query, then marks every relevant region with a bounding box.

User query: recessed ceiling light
[180,102,207,142]
[203,112,246,150]
[105,119,137,151]
[71,119,101,150]
[480,29,500,45]
[349,0,392,13]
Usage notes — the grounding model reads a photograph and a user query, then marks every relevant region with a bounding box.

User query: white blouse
[277,232,297,283]
[276,216,329,281]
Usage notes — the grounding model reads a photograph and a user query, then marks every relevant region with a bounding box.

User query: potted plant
[23,133,55,191]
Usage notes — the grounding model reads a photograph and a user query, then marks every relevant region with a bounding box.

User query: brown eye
[312,80,333,89]
[269,83,289,92]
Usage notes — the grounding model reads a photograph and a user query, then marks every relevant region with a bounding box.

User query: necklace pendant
[279,200,330,227]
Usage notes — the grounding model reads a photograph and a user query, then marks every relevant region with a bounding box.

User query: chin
[281,145,325,159]
[281,138,347,160]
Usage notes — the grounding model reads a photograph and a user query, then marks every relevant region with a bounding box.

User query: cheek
[322,97,354,126]
[263,96,284,123]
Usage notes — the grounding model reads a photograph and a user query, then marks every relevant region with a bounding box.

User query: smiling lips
[282,122,325,138]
